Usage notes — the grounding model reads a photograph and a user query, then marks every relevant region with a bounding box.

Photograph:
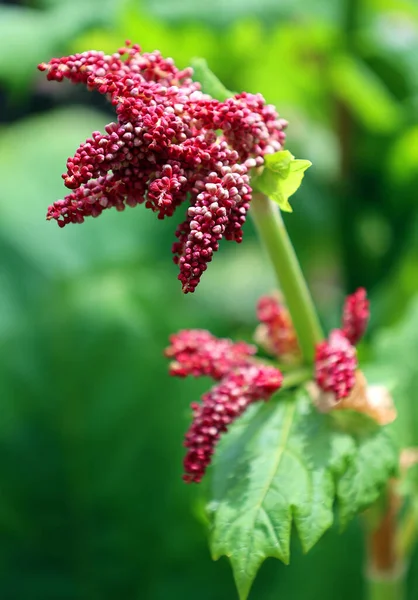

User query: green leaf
[252,150,312,212]
[210,388,397,600]
[191,58,234,100]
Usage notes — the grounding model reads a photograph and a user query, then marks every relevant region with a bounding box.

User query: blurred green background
[1,0,418,598]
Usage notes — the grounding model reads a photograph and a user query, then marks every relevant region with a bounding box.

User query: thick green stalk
[281,367,312,390]
[250,193,323,363]
[366,569,406,600]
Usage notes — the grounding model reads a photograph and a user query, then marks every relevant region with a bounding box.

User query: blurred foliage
[0,0,418,598]
[367,297,418,449]
[0,0,118,93]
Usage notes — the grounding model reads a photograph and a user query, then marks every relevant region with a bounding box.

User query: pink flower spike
[342,287,370,345]
[165,329,256,380]
[255,294,300,360]
[315,329,357,401]
[172,166,252,293]
[183,364,283,483]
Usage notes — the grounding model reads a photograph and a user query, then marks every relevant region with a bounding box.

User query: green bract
[252,150,312,212]
[210,388,398,600]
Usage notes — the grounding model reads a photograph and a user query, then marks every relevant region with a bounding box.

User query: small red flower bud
[315,329,357,401]
[342,287,369,345]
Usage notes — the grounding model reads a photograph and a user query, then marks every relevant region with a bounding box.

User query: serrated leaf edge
[209,394,398,600]
[212,401,296,600]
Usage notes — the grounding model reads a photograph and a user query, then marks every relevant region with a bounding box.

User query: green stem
[397,503,418,559]
[366,568,406,600]
[250,193,323,363]
[281,367,312,390]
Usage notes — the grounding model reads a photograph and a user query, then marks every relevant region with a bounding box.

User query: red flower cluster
[315,288,370,401]
[342,287,369,345]
[165,329,256,379]
[255,294,300,361]
[315,330,357,401]
[166,329,283,482]
[38,42,287,292]
[167,289,370,480]
[183,365,283,483]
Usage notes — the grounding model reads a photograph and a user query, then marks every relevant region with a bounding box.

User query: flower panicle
[315,329,358,401]
[165,324,283,483]
[165,329,257,380]
[38,42,287,292]
[314,288,369,402]
[183,364,283,483]
[169,288,369,482]
[255,294,300,362]
[342,287,370,345]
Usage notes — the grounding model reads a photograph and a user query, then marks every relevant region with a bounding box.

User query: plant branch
[281,368,312,390]
[396,502,418,560]
[366,573,406,600]
[365,485,406,600]
[250,193,323,363]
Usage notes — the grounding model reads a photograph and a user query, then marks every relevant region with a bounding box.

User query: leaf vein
[242,401,296,569]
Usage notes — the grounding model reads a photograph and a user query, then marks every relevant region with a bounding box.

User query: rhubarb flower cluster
[315,330,357,400]
[165,329,256,379]
[315,288,370,401]
[167,288,370,481]
[38,42,287,292]
[342,287,370,345]
[166,329,283,483]
[255,294,300,362]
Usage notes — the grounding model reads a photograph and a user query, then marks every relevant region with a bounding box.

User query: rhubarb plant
[38,43,418,600]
